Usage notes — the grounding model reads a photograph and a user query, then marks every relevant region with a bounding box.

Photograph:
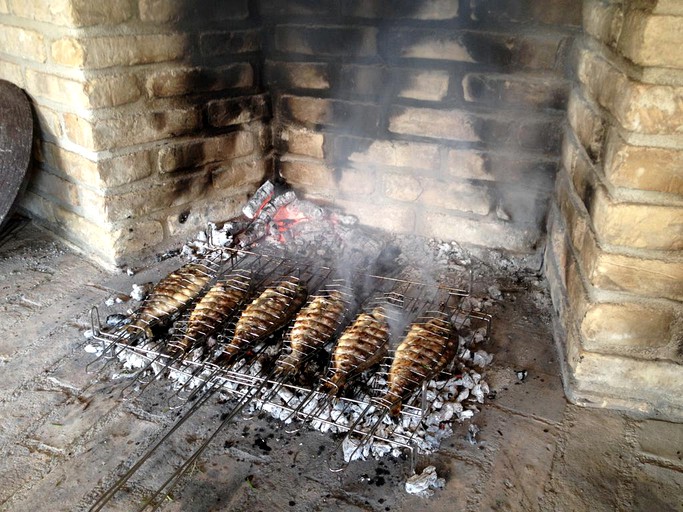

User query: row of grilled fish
[119,261,459,414]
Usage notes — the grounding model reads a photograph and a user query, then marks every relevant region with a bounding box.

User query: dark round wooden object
[0,79,33,230]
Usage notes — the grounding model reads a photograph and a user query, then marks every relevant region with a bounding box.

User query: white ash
[405,465,445,497]
[131,283,153,302]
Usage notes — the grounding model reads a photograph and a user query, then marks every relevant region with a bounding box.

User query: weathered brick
[590,186,683,251]
[336,137,439,170]
[339,65,386,97]
[50,205,116,260]
[632,0,683,15]
[462,73,569,110]
[395,175,491,215]
[603,131,683,195]
[419,210,540,251]
[578,48,683,134]
[0,25,46,62]
[51,34,186,69]
[200,30,260,58]
[156,132,255,173]
[447,149,557,186]
[343,0,458,20]
[26,70,140,108]
[389,106,478,141]
[31,169,104,219]
[207,94,269,128]
[70,0,133,25]
[470,0,582,26]
[265,61,330,90]
[637,419,683,462]
[280,128,324,159]
[146,64,253,98]
[581,302,676,350]
[36,141,100,187]
[280,159,336,190]
[567,90,607,163]
[562,131,595,209]
[396,68,449,101]
[282,95,379,132]
[274,26,377,57]
[20,190,57,224]
[383,173,421,202]
[385,29,569,70]
[260,0,337,16]
[339,168,374,195]
[571,349,683,417]
[33,105,63,139]
[0,0,8,13]
[139,0,248,23]
[212,157,269,189]
[166,194,246,237]
[99,150,153,187]
[580,225,683,301]
[583,0,624,48]
[0,60,24,87]
[618,10,683,69]
[64,108,201,151]
[113,218,164,260]
[8,0,72,25]
[333,198,416,234]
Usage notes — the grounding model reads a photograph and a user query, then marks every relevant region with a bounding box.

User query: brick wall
[0,0,269,266]
[262,0,581,252]
[545,0,683,418]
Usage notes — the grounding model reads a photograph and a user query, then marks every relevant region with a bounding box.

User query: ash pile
[84,182,495,505]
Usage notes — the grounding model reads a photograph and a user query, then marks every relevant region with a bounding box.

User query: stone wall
[544,0,683,418]
[0,0,269,266]
[263,0,581,252]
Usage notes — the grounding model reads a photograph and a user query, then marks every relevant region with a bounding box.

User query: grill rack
[86,247,491,510]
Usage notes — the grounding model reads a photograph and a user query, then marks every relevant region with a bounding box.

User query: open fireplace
[0,0,681,509]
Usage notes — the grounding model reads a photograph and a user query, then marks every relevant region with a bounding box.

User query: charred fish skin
[216,276,308,367]
[123,262,213,342]
[166,270,252,358]
[323,307,390,395]
[276,289,350,377]
[379,316,456,415]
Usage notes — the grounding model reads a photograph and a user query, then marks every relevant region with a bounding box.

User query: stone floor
[0,222,681,512]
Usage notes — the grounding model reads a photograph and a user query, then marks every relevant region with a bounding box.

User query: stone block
[383,173,421,202]
[199,29,260,58]
[36,141,100,187]
[8,0,72,25]
[339,168,374,196]
[146,64,253,98]
[462,72,569,110]
[583,0,624,47]
[281,95,379,133]
[338,64,386,97]
[274,25,377,57]
[336,137,439,170]
[0,60,24,87]
[279,159,336,190]
[603,130,683,195]
[580,225,683,301]
[280,129,324,159]
[65,108,201,151]
[332,198,417,234]
[139,0,248,23]
[33,105,63,139]
[567,89,606,164]
[207,94,269,128]
[112,219,164,262]
[578,48,683,134]
[446,149,558,186]
[98,150,153,187]
[418,178,492,216]
[70,0,133,26]
[156,132,255,173]
[20,191,57,224]
[396,68,450,101]
[388,105,478,141]
[342,0,459,20]
[0,25,46,62]
[25,69,140,109]
[385,29,570,70]
[590,186,683,251]
[211,157,269,190]
[51,34,186,69]
[470,0,582,26]
[265,61,330,90]
[618,9,683,69]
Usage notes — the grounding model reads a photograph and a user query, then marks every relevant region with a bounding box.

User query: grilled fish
[123,262,212,341]
[216,276,307,366]
[276,289,350,377]
[166,270,252,357]
[378,316,456,415]
[323,307,390,395]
